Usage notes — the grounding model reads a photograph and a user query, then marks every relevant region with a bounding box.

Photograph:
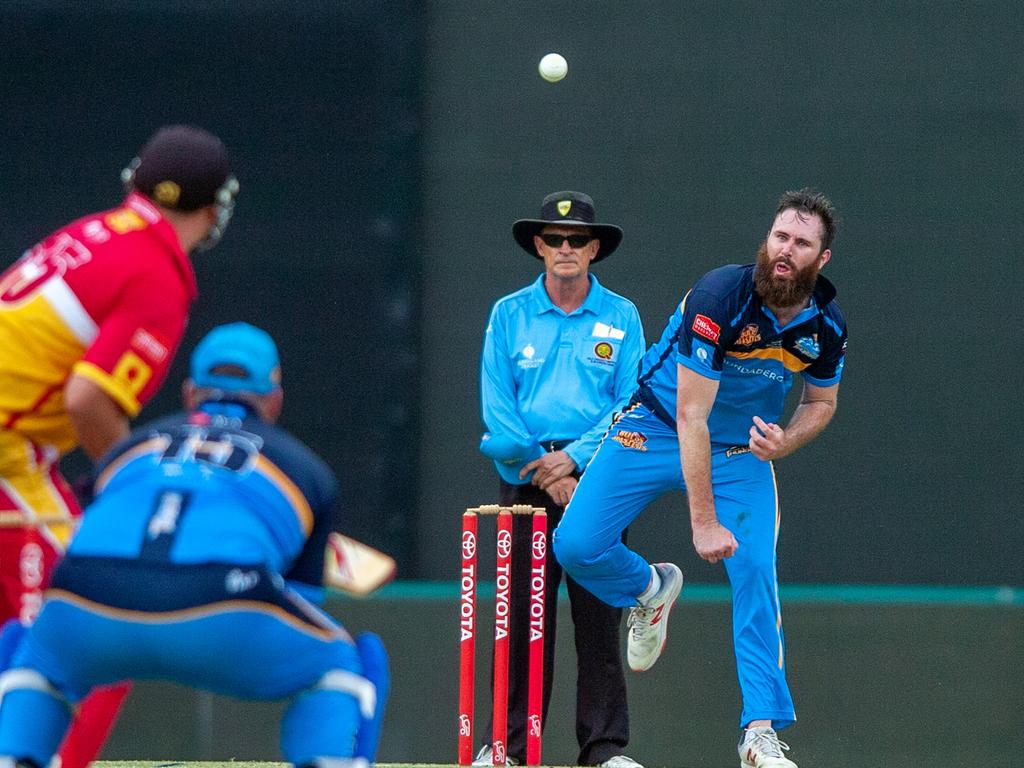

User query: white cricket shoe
[598,755,644,768]
[626,562,683,672]
[738,727,797,768]
[472,745,519,766]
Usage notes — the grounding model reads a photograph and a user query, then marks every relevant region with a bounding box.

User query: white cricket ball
[538,53,568,83]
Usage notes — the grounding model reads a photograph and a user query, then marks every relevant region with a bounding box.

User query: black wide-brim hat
[512,190,623,263]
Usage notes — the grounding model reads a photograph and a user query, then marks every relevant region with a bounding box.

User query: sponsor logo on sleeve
[692,314,721,343]
[131,328,170,363]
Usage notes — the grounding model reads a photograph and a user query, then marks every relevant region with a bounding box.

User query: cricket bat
[324,532,397,597]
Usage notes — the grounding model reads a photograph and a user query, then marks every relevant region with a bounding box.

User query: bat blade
[324,532,397,597]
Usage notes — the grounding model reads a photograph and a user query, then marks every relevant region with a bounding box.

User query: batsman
[0,124,239,767]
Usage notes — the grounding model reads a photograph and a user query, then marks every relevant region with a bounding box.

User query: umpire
[476,191,645,768]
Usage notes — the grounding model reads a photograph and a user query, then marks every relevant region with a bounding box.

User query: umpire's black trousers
[481,478,630,765]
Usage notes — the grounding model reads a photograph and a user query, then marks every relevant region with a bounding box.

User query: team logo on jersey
[104,208,147,234]
[692,314,721,343]
[594,341,613,360]
[612,430,648,452]
[736,323,761,346]
[794,334,820,359]
[557,200,572,216]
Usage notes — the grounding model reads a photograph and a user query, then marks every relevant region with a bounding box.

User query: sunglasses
[539,233,594,248]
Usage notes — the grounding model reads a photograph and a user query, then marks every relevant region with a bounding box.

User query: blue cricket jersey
[481,273,645,478]
[637,264,847,446]
[68,402,337,593]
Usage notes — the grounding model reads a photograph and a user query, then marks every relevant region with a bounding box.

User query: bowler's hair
[776,188,837,252]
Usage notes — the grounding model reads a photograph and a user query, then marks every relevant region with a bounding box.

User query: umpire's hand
[521,450,577,489]
[545,476,578,508]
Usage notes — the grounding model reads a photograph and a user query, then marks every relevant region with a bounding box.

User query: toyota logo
[532,531,546,560]
[462,530,476,559]
[497,529,512,558]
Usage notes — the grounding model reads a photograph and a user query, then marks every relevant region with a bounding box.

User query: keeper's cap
[190,323,281,395]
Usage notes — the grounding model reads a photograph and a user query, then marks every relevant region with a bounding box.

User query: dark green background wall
[1,2,1018,586]
[418,1,1024,586]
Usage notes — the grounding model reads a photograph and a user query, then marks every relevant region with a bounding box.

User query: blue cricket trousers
[553,404,796,728]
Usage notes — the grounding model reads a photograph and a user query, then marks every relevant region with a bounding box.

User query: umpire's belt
[544,439,574,452]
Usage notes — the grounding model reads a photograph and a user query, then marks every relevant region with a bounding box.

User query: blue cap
[479,433,545,485]
[190,322,281,395]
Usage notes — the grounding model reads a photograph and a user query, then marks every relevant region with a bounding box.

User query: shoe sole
[628,565,683,672]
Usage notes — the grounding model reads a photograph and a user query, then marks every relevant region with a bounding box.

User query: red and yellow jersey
[0,193,197,455]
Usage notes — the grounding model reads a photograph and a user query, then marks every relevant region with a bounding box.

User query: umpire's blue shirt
[637,264,847,446]
[481,273,645,482]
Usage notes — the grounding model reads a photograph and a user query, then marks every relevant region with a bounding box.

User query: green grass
[97,764,573,768]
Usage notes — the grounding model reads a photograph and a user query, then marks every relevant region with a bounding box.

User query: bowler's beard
[754,241,822,308]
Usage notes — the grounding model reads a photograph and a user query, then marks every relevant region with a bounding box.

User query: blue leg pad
[281,687,361,764]
[354,632,390,764]
[0,684,72,765]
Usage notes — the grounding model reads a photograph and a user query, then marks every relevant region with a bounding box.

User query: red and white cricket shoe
[626,562,683,672]
[738,726,797,768]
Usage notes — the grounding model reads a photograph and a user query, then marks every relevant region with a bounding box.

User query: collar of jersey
[530,272,603,316]
[755,271,838,332]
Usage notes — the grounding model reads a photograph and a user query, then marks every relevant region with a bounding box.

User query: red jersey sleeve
[72,280,187,416]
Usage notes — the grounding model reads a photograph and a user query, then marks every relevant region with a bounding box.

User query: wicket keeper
[0,323,389,768]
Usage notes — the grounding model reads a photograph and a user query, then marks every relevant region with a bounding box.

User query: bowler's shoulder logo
[794,334,820,359]
[612,430,648,452]
[692,314,721,343]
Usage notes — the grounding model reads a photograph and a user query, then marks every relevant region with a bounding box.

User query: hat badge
[153,180,182,207]
[557,200,572,216]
